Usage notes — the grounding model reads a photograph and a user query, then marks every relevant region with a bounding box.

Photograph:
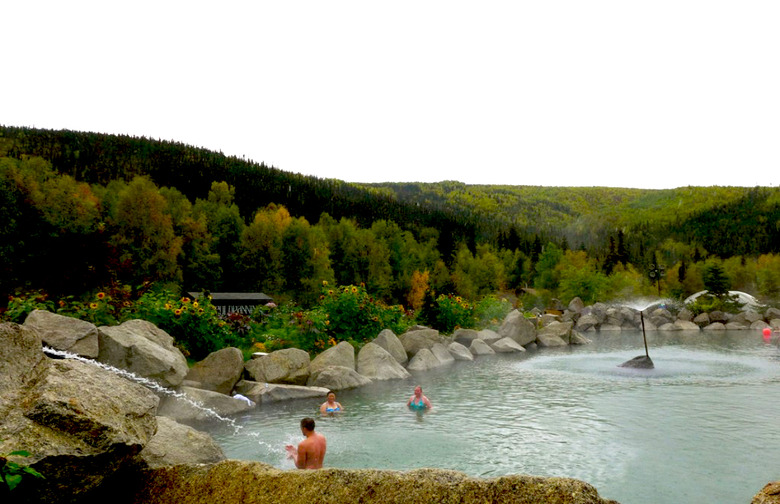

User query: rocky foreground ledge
[126,459,618,504]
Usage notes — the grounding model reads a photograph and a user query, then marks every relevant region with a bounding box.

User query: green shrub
[55,291,123,327]
[2,291,54,323]
[473,295,513,330]
[129,289,237,360]
[424,294,475,334]
[319,283,406,345]
[252,302,330,354]
[1,446,44,493]
[686,293,744,316]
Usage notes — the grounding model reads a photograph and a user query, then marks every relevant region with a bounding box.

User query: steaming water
[200,330,780,504]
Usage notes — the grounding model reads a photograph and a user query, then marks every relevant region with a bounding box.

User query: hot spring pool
[200,330,780,504]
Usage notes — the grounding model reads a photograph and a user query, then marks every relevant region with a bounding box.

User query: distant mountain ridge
[2,125,778,260]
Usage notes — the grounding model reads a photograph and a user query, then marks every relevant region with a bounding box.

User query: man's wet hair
[301,417,315,431]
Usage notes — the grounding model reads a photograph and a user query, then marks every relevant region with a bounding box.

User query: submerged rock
[618,355,654,369]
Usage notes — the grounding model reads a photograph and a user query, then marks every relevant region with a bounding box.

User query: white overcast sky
[4,1,779,189]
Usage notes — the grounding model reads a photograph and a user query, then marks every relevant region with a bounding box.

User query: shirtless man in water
[285,417,326,469]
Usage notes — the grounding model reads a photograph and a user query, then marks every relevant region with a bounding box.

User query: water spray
[42,346,244,433]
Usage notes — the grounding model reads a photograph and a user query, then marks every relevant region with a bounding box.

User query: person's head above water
[300,417,316,432]
[326,391,336,402]
[414,385,423,396]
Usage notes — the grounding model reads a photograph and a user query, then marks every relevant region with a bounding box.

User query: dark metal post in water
[619,309,654,369]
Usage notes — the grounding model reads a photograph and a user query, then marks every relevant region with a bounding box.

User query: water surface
[203,330,780,504]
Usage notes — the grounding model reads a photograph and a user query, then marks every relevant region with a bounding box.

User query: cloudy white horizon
[4,1,779,189]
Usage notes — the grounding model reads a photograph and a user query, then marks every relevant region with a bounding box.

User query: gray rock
[136,416,225,469]
[673,320,700,331]
[452,328,480,347]
[244,348,311,385]
[490,337,526,353]
[357,342,411,381]
[575,313,600,332]
[430,343,455,366]
[703,322,727,331]
[24,309,99,358]
[373,329,408,365]
[447,341,474,361]
[398,328,444,357]
[569,331,592,345]
[677,308,694,322]
[751,320,770,330]
[234,380,329,404]
[693,312,710,327]
[498,310,537,346]
[98,319,189,388]
[536,333,568,347]
[185,347,245,395]
[477,328,502,344]
[407,348,444,371]
[310,341,356,374]
[0,321,159,503]
[306,365,372,390]
[157,386,255,422]
[709,310,729,323]
[568,297,585,313]
[469,339,496,356]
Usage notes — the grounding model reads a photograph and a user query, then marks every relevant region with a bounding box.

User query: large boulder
[766,307,780,321]
[491,337,526,353]
[447,341,474,361]
[537,321,574,346]
[135,416,226,469]
[692,312,710,327]
[452,328,480,347]
[498,310,537,346]
[575,313,600,332]
[98,319,189,388]
[673,320,700,331]
[234,381,329,404]
[157,386,255,422]
[477,328,502,344]
[470,339,496,356]
[406,348,444,372]
[0,323,159,503]
[568,297,585,314]
[24,309,99,358]
[310,341,356,375]
[398,328,444,357]
[185,347,245,395]
[372,329,408,365]
[356,343,411,381]
[429,343,455,367]
[0,323,48,413]
[307,366,372,391]
[128,460,618,504]
[244,348,311,385]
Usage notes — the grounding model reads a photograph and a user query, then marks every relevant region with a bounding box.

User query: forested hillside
[1,125,779,312]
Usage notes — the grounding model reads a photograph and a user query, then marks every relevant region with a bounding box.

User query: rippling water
[202,330,780,504]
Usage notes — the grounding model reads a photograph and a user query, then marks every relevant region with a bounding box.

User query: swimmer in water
[319,391,343,415]
[285,417,327,469]
[406,385,432,411]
